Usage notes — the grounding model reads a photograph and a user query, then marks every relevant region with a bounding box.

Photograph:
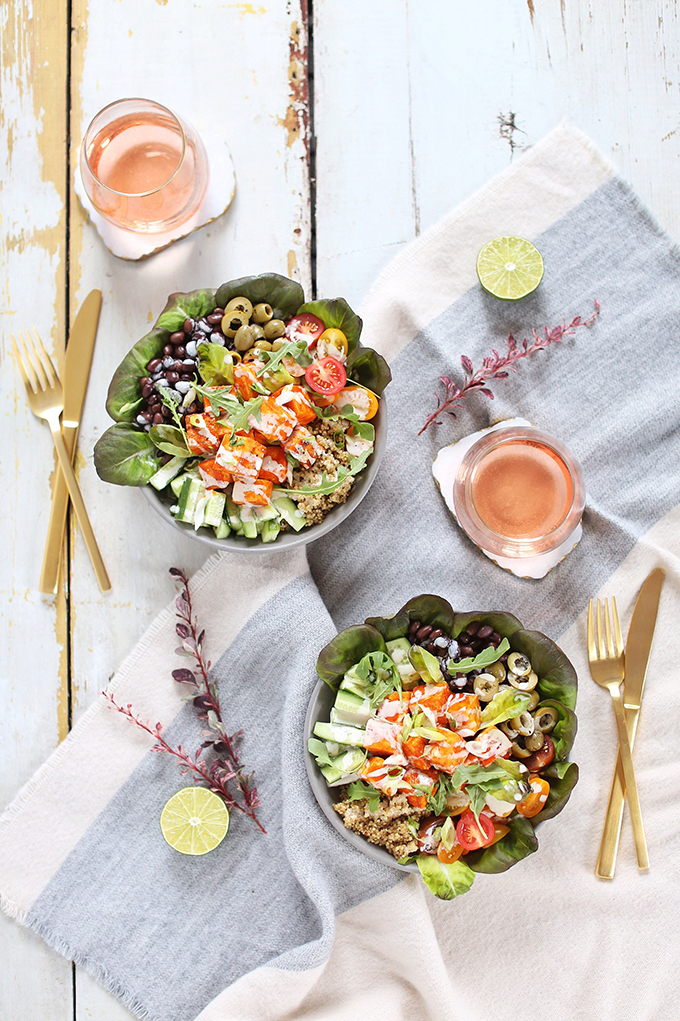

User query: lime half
[476,236,544,300]
[160,787,230,856]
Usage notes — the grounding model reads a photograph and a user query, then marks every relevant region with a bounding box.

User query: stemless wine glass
[79,98,209,233]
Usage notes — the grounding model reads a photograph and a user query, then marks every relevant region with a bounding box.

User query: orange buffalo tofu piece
[444,692,482,738]
[423,728,468,774]
[231,478,274,506]
[258,445,288,483]
[273,384,317,425]
[404,767,438,809]
[249,397,297,444]
[378,691,410,725]
[185,413,230,456]
[233,362,263,400]
[282,425,323,467]
[363,717,401,756]
[402,733,430,771]
[358,757,407,798]
[215,433,265,479]
[410,683,452,721]
[198,458,233,489]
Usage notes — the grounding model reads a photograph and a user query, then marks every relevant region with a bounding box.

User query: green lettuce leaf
[315,624,387,691]
[93,423,159,486]
[215,273,304,319]
[479,687,532,728]
[296,297,363,352]
[408,645,443,685]
[105,329,166,423]
[416,855,476,900]
[538,760,579,821]
[464,814,539,874]
[452,610,524,641]
[345,346,392,395]
[197,343,235,386]
[154,289,216,333]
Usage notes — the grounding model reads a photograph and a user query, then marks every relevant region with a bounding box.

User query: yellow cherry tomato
[316,327,348,360]
[516,775,550,818]
[332,384,379,421]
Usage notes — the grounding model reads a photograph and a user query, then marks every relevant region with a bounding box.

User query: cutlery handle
[595,706,640,879]
[608,686,648,871]
[39,424,77,594]
[47,415,111,593]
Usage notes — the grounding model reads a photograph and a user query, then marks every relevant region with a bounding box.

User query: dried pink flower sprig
[419,302,600,435]
[104,567,265,833]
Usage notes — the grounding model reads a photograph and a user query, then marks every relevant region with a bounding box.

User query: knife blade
[595,567,664,878]
[39,289,102,594]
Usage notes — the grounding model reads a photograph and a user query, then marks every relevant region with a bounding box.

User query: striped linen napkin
[2,123,680,1021]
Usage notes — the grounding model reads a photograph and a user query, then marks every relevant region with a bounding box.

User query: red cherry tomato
[522,734,555,772]
[284,313,325,348]
[305,356,347,396]
[455,810,495,851]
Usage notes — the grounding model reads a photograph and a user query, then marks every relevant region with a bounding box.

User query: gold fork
[587,597,648,870]
[12,328,111,593]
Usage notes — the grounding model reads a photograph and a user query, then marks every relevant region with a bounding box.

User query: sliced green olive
[252,302,273,324]
[234,324,257,351]
[271,338,286,351]
[252,339,273,352]
[507,652,532,677]
[525,730,545,752]
[264,318,286,340]
[511,739,532,759]
[225,296,254,318]
[223,311,250,338]
[508,669,539,692]
[511,711,535,737]
[526,690,541,711]
[473,673,499,702]
[500,720,519,740]
[487,660,506,682]
[249,324,266,342]
[534,706,559,733]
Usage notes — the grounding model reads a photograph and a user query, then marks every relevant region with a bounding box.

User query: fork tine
[611,596,623,657]
[30,327,57,386]
[603,597,614,658]
[22,329,49,391]
[595,597,606,659]
[11,333,37,393]
[587,600,596,660]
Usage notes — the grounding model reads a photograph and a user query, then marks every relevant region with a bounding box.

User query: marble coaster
[74,132,236,261]
[432,417,582,580]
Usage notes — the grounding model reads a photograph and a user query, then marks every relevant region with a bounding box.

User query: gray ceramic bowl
[142,399,387,552]
[303,670,418,872]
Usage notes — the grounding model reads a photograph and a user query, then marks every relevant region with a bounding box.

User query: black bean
[459,645,474,658]
[172,360,184,371]
[140,376,150,387]
[477,624,493,639]
[183,318,193,333]
[426,641,438,655]
[213,308,224,317]
[448,639,460,657]
[141,383,153,399]
[491,631,501,644]
[174,345,186,359]
[207,312,223,325]
[433,636,449,649]
[152,413,164,425]
[166,371,179,383]
[466,621,480,635]
[162,406,172,419]
[180,372,193,381]
[163,344,173,356]
[147,358,162,373]
[416,625,433,641]
[170,331,185,344]
[408,620,421,636]
[140,410,153,422]
[185,403,197,415]
[430,628,444,640]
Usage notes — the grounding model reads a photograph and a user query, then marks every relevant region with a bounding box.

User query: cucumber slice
[149,456,187,491]
[313,721,366,746]
[202,491,227,528]
[272,493,307,532]
[261,519,281,543]
[175,478,205,524]
[214,518,231,539]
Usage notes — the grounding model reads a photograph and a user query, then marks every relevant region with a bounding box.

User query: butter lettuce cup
[305,594,578,900]
[94,273,390,550]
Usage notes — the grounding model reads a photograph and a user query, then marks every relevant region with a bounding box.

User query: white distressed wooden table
[2,2,680,1016]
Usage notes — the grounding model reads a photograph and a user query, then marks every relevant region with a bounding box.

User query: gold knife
[39,290,103,594]
[595,567,664,878]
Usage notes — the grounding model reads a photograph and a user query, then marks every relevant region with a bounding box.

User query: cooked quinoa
[333,790,428,860]
[289,417,356,526]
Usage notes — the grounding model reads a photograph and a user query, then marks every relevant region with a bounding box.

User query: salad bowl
[305,594,579,899]
[94,273,390,551]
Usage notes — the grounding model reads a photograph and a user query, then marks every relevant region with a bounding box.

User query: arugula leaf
[307,738,336,768]
[192,385,263,437]
[149,424,191,458]
[448,637,510,675]
[257,339,312,376]
[280,468,353,496]
[346,780,381,813]
[228,396,263,433]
